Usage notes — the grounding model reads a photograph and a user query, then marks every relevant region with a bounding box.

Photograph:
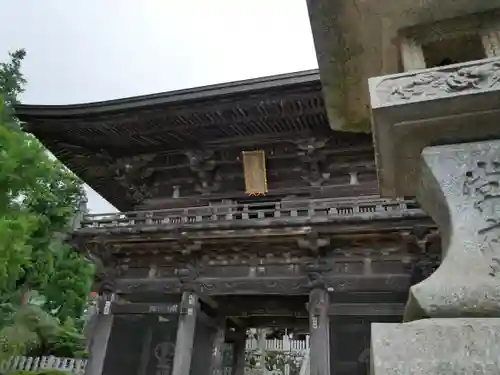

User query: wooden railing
[1,356,87,374]
[78,197,422,229]
[245,336,309,352]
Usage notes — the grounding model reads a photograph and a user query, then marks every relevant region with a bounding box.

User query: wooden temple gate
[16,71,440,375]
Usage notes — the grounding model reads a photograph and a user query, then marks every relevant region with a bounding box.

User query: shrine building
[14,1,500,375]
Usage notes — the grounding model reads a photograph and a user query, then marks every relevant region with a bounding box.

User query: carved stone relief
[462,144,500,276]
[375,58,500,105]
[405,140,500,321]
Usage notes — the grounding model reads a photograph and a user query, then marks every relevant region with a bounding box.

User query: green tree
[0,49,94,359]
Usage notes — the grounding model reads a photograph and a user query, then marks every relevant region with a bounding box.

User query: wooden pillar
[257,329,267,375]
[210,321,226,375]
[84,294,115,375]
[308,289,330,375]
[172,292,198,375]
[231,328,246,375]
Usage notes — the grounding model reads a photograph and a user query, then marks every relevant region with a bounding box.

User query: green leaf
[0,50,94,359]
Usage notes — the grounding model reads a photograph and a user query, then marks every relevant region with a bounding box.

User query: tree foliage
[0,49,94,359]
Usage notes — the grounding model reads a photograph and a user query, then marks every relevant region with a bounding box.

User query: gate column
[84,293,115,375]
[172,292,198,375]
[231,327,246,375]
[210,321,226,375]
[308,288,330,375]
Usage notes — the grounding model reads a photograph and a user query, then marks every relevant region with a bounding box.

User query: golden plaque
[242,150,268,196]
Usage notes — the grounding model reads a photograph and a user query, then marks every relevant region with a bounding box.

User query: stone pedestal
[369,57,500,375]
[372,319,500,374]
[405,140,500,321]
[370,140,500,374]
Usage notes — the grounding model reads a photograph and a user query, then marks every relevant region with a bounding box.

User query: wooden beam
[197,293,244,328]
[328,303,404,316]
[110,302,179,315]
[75,210,430,236]
[219,302,404,317]
[115,274,411,295]
[243,316,309,328]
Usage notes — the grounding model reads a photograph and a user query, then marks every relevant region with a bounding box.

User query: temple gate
[17,71,439,375]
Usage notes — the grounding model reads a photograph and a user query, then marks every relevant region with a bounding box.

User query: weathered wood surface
[16,71,342,210]
[114,273,411,295]
[210,323,226,375]
[77,197,421,230]
[84,314,113,375]
[172,292,198,375]
[309,289,330,375]
[219,301,404,317]
[109,302,180,315]
[231,328,246,375]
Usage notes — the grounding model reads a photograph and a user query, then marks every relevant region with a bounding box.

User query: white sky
[1,0,318,213]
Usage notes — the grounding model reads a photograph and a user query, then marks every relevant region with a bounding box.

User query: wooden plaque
[242,150,268,196]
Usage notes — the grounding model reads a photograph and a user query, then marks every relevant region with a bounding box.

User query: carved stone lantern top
[369,57,500,198]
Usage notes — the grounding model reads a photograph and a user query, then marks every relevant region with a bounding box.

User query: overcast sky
[1,0,318,213]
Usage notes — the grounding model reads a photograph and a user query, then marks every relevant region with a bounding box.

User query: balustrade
[1,356,88,374]
[78,198,422,230]
[244,336,309,353]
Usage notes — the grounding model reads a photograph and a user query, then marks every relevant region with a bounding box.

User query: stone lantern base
[371,319,500,374]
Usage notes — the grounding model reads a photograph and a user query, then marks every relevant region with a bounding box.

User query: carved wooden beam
[297,232,331,254]
[72,239,128,294]
[185,150,220,194]
[399,228,442,284]
[294,137,330,187]
[114,274,410,295]
[108,154,156,204]
[220,302,405,318]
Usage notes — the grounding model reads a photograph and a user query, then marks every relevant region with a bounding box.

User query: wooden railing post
[242,205,249,220]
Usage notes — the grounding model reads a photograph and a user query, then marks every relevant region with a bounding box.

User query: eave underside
[15,71,335,211]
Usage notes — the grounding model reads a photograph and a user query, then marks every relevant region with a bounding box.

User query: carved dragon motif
[376,59,500,104]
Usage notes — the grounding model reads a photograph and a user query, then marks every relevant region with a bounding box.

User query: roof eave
[15,69,321,120]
